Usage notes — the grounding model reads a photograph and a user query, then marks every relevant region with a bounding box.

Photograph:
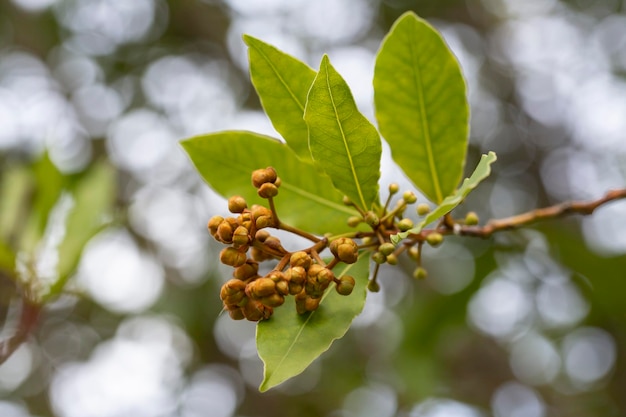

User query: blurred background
[1,0,626,416]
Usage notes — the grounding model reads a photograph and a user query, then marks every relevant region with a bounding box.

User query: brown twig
[459,188,626,238]
[0,296,41,365]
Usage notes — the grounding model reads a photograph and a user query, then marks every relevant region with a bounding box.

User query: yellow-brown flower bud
[248,277,276,299]
[290,251,311,269]
[228,195,247,213]
[330,238,359,264]
[233,260,258,280]
[258,182,279,199]
[208,215,224,237]
[251,167,277,188]
[216,221,234,244]
[219,247,247,267]
[232,226,250,249]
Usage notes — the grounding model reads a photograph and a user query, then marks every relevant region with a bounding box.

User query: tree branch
[458,188,626,238]
[0,294,41,366]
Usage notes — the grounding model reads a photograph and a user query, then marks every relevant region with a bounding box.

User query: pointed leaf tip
[305,55,382,211]
[374,11,469,204]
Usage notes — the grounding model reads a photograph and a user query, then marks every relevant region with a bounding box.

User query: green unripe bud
[208,215,224,237]
[336,276,355,296]
[372,251,386,264]
[220,247,247,267]
[403,191,417,204]
[347,216,362,228]
[386,253,398,265]
[417,203,431,216]
[426,232,444,247]
[228,195,247,213]
[465,211,479,226]
[364,211,380,228]
[388,183,400,195]
[290,251,312,269]
[408,246,420,260]
[251,167,277,188]
[413,266,428,280]
[258,182,279,198]
[379,242,395,256]
[342,196,353,206]
[397,218,414,232]
[367,280,380,292]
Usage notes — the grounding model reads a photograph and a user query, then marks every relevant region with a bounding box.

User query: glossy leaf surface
[257,253,370,391]
[392,152,497,243]
[244,35,316,160]
[181,131,358,235]
[374,12,468,204]
[305,55,381,211]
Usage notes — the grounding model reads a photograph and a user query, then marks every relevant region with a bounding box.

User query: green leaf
[257,253,370,392]
[0,164,33,245]
[181,131,358,235]
[243,35,317,161]
[374,11,469,204]
[305,55,382,211]
[48,161,116,298]
[392,152,497,244]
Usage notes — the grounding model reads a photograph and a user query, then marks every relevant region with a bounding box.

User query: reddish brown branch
[0,296,41,365]
[459,188,626,238]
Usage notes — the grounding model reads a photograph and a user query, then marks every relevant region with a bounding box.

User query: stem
[459,188,626,238]
[0,296,41,365]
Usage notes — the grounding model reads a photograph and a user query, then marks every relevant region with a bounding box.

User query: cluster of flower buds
[210,167,359,322]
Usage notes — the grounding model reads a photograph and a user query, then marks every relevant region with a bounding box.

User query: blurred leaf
[257,253,370,392]
[0,241,15,273]
[181,131,358,235]
[20,154,66,253]
[48,161,116,297]
[244,35,316,161]
[305,55,381,211]
[0,164,32,245]
[32,153,65,235]
[392,152,496,243]
[374,11,468,204]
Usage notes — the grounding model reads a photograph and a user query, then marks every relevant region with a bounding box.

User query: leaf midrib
[263,259,359,386]
[186,141,355,216]
[323,58,368,210]
[408,26,443,203]
[252,43,308,113]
